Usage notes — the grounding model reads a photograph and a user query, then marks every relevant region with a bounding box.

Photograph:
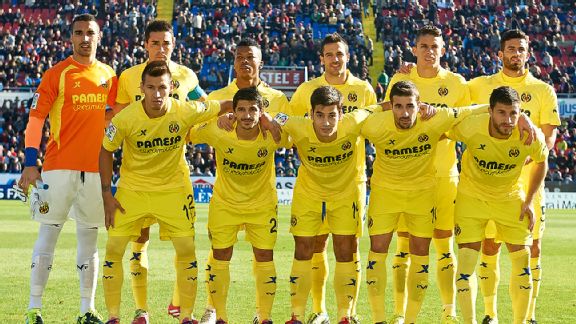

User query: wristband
[24,147,39,167]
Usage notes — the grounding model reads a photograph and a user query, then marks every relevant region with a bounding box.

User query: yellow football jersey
[450,114,548,201]
[362,107,479,191]
[281,109,373,200]
[103,98,220,191]
[468,70,560,128]
[189,120,290,211]
[207,79,289,115]
[116,61,201,104]
[289,70,378,183]
[385,68,471,177]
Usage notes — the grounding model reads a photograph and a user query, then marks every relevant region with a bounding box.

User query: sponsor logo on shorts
[291,216,297,227]
[39,201,49,214]
[367,217,373,228]
[454,223,461,236]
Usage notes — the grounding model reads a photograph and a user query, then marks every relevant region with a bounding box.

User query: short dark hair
[389,81,420,102]
[72,14,98,31]
[145,20,173,42]
[237,38,260,48]
[141,60,171,83]
[233,87,263,110]
[321,33,348,55]
[500,29,529,51]
[489,86,520,108]
[416,25,442,43]
[310,86,343,112]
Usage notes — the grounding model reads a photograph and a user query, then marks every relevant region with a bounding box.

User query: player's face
[234,46,262,80]
[391,95,419,129]
[140,73,173,112]
[234,99,262,130]
[145,31,175,62]
[71,20,100,59]
[413,34,445,68]
[320,42,349,78]
[489,102,520,138]
[311,104,342,142]
[499,38,529,72]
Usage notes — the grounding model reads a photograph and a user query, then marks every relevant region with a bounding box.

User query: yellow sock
[253,260,276,321]
[334,261,357,320]
[509,248,531,324]
[456,248,479,324]
[405,254,429,323]
[130,241,149,310]
[366,251,388,323]
[205,250,214,308]
[434,237,456,317]
[479,253,499,318]
[206,254,230,322]
[311,251,328,314]
[527,257,541,320]
[103,236,130,317]
[290,259,312,321]
[171,255,180,306]
[172,237,198,320]
[392,236,410,316]
[350,252,361,316]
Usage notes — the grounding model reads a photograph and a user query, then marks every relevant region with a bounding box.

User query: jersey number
[430,207,437,224]
[269,218,277,233]
[182,194,194,220]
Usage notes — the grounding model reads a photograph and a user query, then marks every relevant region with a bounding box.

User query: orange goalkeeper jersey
[29,56,117,172]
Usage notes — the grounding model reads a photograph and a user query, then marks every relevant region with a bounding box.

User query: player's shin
[253,259,277,321]
[509,248,532,324]
[103,236,131,318]
[334,261,357,319]
[172,236,199,320]
[434,236,457,317]
[366,251,388,323]
[456,248,480,324]
[206,251,230,321]
[289,259,313,320]
[29,223,63,310]
[76,225,99,313]
[405,254,430,323]
[311,251,329,314]
[479,253,500,319]
[130,240,149,311]
[392,236,410,317]
[527,256,541,321]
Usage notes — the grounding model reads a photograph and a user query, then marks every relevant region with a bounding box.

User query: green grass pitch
[0,201,575,323]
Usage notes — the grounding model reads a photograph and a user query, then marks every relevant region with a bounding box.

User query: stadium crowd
[1,0,576,183]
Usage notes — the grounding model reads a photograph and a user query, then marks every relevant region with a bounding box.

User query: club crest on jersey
[521,92,532,103]
[39,201,49,214]
[438,86,448,97]
[31,93,40,110]
[257,147,268,158]
[347,92,358,102]
[263,98,270,108]
[100,77,108,89]
[418,134,429,142]
[105,124,117,141]
[509,147,520,158]
[341,141,352,150]
[169,122,180,133]
[172,80,180,89]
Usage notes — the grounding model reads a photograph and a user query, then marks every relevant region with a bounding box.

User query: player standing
[18,14,117,324]
[468,29,559,324]
[189,87,290,324]
[451,86,548,324]
[289,33,377,324]
[100,61,230,324]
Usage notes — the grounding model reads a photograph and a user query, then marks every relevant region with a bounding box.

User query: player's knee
[294,236,315,260]
[135,227,151,243]
[312,234,329,253]
[369,233,392,253]
[482,239,501,255]
[433,228,452,239]
[530,239,541,257]
[458,242,481,251]
[253,247,273,262]
[172,236,196,260]
[212,246,234,261]
[105,236,130,259]
[397,231,409,238]
[332,234,355,262]
[410,236,431,256]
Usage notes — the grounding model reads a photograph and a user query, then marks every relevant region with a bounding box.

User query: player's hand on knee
[418,103,437,120]
[518,113,536,145]
[398,62,415,74]
[18,166,42,196]
[520,201,535,232]
[104,194,125,230]
[217,113,235,131]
